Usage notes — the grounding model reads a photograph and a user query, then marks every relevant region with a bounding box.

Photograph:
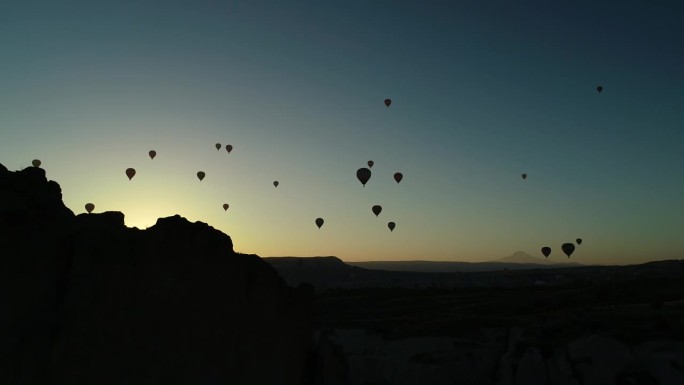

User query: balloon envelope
[223,203,229,211]
[32,159,41,168]
[357,168,371,186]
[215,143,221,150]
[561,243,575,257]
[576,238,583,245]
[125,168,136,180]
[273,181,279,187]
[367,160,374,168]
[149,150,156,159]
[597,86,603,93]
[388,222,396,232]
[197,171,206,181]
[394,172,403,183]
[522,173,527,180]
[372,205,382,217]
[384,99,391,107]
[226,144,233,153]
[315,218,324,229]
[541,247,551,258]
[85,203,95,214]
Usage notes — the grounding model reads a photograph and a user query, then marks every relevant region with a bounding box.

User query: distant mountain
[347,251,581,273]
[263,256,681,291]
[497,251,560,265]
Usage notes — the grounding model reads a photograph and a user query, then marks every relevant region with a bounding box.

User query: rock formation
[0,164,314,385]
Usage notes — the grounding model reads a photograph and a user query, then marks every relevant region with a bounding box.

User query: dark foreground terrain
[2,164,683,385]
[1,164,313,385]
[269,259,684,384]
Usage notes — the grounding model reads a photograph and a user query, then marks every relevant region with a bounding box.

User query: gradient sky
[2,0,683,265]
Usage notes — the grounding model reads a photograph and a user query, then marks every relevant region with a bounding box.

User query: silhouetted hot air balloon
[576,238,582,245]
[561,243,575,258]
[32,159,41,168]
[223,203,229,211]
[372,205,382,217]
[384,99,391,107]
[125,168,136,180]
[367,160,374,168]
[522,173,527,180]
[388,222,396,232]
[541,247,551,258]
[226,144,233,153]
[394,172,403,183]
[197,171,206,181]
[273,181,279,187]
[215,143,221,150]
[315,218,324,229]
[596,86,603,93]
[357,167,371,186]
[85,203,95,214]
[149,150,156,160]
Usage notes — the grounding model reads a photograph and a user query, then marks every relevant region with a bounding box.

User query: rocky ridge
[0,164,314,385]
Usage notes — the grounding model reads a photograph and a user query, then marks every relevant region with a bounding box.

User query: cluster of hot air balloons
[352,160,403,232]
[68,91,604,256]
[212,143,234,153]
[540,238,583,258]
[128,146,237,213]
[355,167,403,187]
[516,87,603,258]
[312,101,403,232]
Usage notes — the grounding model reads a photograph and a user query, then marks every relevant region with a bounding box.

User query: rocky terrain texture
[310,277,684,385]
[0,164,314,385]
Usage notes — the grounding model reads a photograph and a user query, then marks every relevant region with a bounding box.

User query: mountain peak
[498,251,552,264]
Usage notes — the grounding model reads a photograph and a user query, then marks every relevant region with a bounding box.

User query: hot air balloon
[541,247,551,258]
[388,222,396,232]
[125,168,136,180]
[522,173,527,180]
[561,243,575,258]
[357,167,371,186]
[315,218,324,229]
[372,205,382,217]
[273,181,279,187]
[367,160,374,168]
[596,86,603,93]
[149,150,156,160]
[226,144,233,153]
[85,203,95,214]
[223,203,229,211]
[215,143,221,150]
[197,171,206,181]
[384,99,392,107]
[576,238,582,245]
[32,159,41,168]
[394,172,403,183]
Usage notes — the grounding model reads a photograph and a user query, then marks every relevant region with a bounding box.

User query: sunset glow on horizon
[2,1,682,265]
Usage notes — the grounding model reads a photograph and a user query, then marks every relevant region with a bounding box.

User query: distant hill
[348,253,581,273]
[263,256,681,290]
[497,250,560,264]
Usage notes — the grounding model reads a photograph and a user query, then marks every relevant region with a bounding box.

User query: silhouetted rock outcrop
[0,164,314,385]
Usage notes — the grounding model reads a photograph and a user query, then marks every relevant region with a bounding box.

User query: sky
[1,0,683,265]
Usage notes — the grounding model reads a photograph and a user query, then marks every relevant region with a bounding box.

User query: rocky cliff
[0,164,314,385]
